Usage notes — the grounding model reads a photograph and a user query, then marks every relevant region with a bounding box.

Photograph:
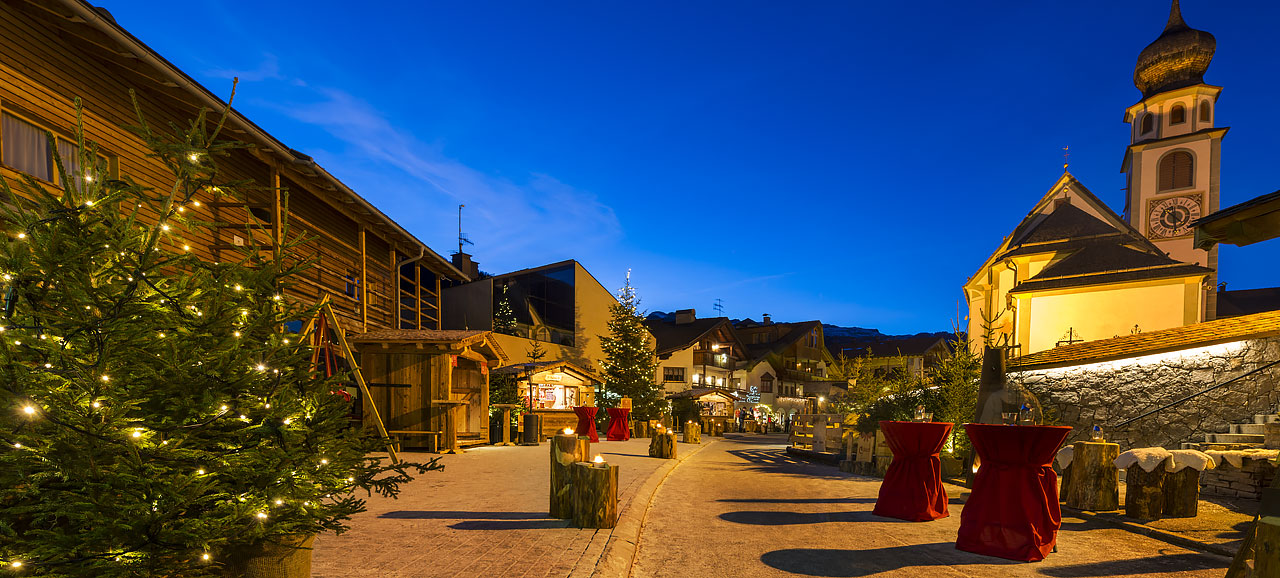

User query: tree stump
[683,422,701,444]
[550,432,589,519]
[1162,467,1202,518]
[1067,442,1119,511]
[649,431,677,459]
[632,420,651,439]
[572,461,618,529]
[521,413,543,446]
[1059,463,1072,503]
[1124,463,1167,521]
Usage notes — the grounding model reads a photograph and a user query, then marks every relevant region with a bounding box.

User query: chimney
[762,313,772,325]
[451,252,480,279]
[674,309,696,325]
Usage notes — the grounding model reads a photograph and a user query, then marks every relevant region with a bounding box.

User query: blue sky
[101,1,1280,334]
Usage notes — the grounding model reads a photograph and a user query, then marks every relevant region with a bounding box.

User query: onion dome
[1133,0,1216,98]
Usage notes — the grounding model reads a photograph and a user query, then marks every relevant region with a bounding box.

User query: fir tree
[598,272,660,419]
[492,284,517,336]
[0,97,434,577]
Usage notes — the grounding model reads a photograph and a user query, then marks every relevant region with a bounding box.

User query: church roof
[1010,203,1120,246]
[1011,243,1212,293]
[1134,0,1216,99]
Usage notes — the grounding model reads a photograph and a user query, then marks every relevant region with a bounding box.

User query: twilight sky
[100,1,1280,334]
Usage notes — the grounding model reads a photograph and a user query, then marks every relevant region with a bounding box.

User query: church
[964,0,1233,355]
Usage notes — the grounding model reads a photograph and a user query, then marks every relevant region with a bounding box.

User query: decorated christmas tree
[598,272,660,419]
[0,97,434,577]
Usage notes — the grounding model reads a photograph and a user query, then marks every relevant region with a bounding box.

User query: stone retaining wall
[1201,458,1277,500]
[1016,336,1280,450]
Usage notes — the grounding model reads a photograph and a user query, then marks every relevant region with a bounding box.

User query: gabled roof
[351,329,508,364]
[1011,243,1211,293]
[840,333,954,358]
[491,359,601,383]
[665,387,741,401]
[1011,309,1280,371]
[1218,288,1280,318]
[966,173,1161,289]
[644,316,744,357]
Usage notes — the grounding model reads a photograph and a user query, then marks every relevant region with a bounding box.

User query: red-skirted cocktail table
[605,407,631,441]
[572,406,599,442]
[873,420,954,521]
[956,423,1071,561]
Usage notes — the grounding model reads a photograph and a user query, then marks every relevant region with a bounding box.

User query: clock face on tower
[1147,194,1203,239]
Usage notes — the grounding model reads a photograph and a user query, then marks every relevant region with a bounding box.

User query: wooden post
[1163,467,1203,518]
[1067,442,1119,511]
[812,415,829,452]
[648,430,677,459]
[1124,462,1167,521]
[1059,463,1072,503]
[432,400,466,454]
[550,432,590,519]
[492,403,520,446]
[521,413,542,445]
[572,461,619,529]
[683,421,701,444]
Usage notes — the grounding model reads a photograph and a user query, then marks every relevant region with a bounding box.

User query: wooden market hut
[666,387,741,433]
[492,360,601,436]
[351,329,507,453]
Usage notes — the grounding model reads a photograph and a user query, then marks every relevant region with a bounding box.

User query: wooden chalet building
[1,1,495,446]
[645,309,748,395]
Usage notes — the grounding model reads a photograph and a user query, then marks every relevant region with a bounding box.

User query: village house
[0,0,506,449]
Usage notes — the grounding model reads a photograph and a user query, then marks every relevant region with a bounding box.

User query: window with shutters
[1140,114,1154,135]
[1199,101,1211,123]
[1170,104,1186,125]
[1157,151,1194,191]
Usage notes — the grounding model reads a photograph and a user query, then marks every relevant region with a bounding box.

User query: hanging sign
[451,355,458,367]
[481,361,489,375]
[746,385,761,403]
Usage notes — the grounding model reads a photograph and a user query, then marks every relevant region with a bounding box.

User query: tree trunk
[1124,462,1167,521]
[572,462,619,529]
[1162,467,1201,518]
[1067,442,1119,511]
[550,433,589,519]
[649,431,677,459]
[683,422,701,444]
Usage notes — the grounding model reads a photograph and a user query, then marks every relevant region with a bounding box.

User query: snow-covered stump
[1163,449,1216,518]
[1116,448,1173,521]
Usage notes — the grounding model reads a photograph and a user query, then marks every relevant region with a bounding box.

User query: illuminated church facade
[964,0,1224,355]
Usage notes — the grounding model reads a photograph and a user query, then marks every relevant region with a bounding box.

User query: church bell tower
[1122,0,1223,313]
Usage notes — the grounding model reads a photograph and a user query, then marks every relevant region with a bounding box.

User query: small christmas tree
[598,271,660,419]
[492,284,517,336]
[0,97,434,577]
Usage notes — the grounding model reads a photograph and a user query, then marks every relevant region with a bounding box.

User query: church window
[1170,104,1186,125]
[1157,151,1194,191]
[1139,114,1153,135]
[1199,101,1211,123]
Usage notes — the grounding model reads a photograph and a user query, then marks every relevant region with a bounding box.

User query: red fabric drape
[573,406,599,442]
[873,421,953,522]
[605,408,631,441]
[956,424,1072,562]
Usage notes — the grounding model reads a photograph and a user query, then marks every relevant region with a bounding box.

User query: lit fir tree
[598,271,661,419]
[492,284,517,336]
[0,97,434,577]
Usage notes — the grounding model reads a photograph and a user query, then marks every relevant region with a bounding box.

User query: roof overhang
[1123,84,1222,122]
[1193,190,1280,249]
[352,329,508,364]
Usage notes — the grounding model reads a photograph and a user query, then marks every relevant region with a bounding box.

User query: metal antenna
[457,204,473,255]
[713,298,725,317]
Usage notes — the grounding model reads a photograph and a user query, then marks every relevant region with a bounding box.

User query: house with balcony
[645,310,747,395]
[733,316,839,418]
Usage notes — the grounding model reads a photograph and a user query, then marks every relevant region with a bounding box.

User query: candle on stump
[593,454,606,468]
[549,429,589,519]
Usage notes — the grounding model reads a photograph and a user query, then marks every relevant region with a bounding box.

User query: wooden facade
[0,0,464,334]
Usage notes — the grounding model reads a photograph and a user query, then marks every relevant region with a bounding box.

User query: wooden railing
[789,413,847,453]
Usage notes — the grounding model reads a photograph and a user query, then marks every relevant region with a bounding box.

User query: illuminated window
[1157,151,1194,191]
[1170,104,1186,125]
[759,374,774,393]
[663,367,685,382]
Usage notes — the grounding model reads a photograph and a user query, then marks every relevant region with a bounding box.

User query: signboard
[746,385,761,403]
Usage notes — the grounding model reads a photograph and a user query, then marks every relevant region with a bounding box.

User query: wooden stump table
[491,403,522,446]
[1066,441,1119,511]
[1163,449,1215,518]
[683,421,701,444]
[572,461,619,528]
[649,430,677,459]
[550,432,590,519]
[431,399,469,454]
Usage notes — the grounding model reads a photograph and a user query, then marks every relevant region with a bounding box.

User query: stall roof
[492,359,602,384]
[665,387,742,401]
[351,329,508,364]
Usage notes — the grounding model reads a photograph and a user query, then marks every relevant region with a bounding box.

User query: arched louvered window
[1140,113,1154,134]
[1199,101,1211,123]
[1170,104,1186,124]
[1158,151,1194,191]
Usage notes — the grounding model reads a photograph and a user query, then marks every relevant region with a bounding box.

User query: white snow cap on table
[1166,449,1215,472]
[1114,448,1172,472]
[1056,446,1074,469]
[1205,449,1279,469]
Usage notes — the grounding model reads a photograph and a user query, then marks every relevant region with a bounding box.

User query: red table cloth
[873,420,954,522]
[573,406,599,443]
[956,423,1072,562]
[605,407,631,441]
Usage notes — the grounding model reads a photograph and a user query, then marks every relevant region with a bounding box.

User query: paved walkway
[633,433,1233,578]
[311,437,692,577]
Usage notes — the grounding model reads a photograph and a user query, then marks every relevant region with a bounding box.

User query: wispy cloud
[206,53,283,82]
[244,82,621,266]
